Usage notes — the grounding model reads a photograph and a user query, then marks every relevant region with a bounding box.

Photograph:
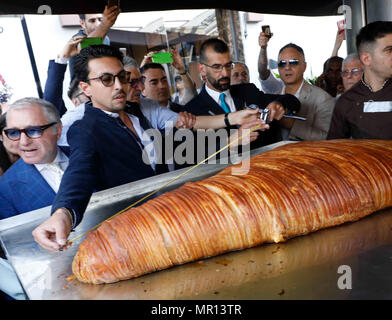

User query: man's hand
[170,47,186,73]
[229,108,260,126]
[228,119,269,150]
[259,31,273,49]
[32,208,72,252]
[140,51,157,68]
[175,111,196,129]
[59,35,85,59]
[265,101,285,121]
[101,5,121,30]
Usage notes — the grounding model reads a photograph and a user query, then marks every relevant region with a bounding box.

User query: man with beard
[184,38,300,149]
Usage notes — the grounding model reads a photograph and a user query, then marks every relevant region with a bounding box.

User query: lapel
[199,85,226,115]
[15,161,55,205]
[199,84,247,114]
[298,81,312,116]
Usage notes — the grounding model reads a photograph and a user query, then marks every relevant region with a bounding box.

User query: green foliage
[306,76,318,86]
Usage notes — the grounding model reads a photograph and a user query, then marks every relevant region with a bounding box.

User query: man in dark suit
[0,97,67,219]
[184,38,300,149]
[32,45,198,252]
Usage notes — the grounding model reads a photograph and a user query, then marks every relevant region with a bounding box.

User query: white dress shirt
[102,110,158,171]
[205,85,237,113]
[34,147,69,192]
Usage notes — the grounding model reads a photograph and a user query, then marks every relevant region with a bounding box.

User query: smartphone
[81,37,103,49]
[151,52,174,64]
[337,19,346,39]
[262,25,272,38]
[108,0,120,7]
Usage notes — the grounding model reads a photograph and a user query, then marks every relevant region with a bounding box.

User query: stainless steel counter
[1,141,392,300]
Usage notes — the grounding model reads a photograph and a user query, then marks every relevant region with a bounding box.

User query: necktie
[219,93,230,113]
[47,162,64,192]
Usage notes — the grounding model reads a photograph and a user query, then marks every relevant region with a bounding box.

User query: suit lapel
[16,162,55,207]
[229,86,247,111]
[199,86,227,115]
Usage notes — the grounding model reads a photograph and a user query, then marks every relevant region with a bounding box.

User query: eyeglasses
[341,68,363,78]
[87,70,130,87]
[202,62,235,72]
[129,77,144,88]
[277,59,300,68]
[4,122,57,141]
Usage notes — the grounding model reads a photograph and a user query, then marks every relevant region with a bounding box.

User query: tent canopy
[1,0,343,16]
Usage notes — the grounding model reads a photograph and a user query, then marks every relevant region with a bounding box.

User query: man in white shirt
[258,32,335,141]
[0,97,68,218]
[0,97,67,300]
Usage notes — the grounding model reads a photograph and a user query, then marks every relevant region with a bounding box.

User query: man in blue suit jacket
[0,97,67,219]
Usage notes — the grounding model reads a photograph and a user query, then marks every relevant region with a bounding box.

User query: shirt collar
[281,79,304,98]
[35,147,67,172]
[205,85,231,104]
[361,74,390,92]
[101,109,120,118]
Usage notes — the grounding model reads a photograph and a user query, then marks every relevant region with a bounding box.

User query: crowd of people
[0,4,392,299]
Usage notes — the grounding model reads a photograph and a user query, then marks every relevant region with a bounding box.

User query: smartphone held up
[107,0,120,7]
[151,52,174,64]
[262,25,272,38]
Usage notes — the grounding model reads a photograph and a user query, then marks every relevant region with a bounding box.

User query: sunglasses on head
[87,70,130,87]
[277,59,300,68]
[4,122,58,141]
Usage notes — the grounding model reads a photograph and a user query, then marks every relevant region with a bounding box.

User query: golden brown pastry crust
[72,139,392,284]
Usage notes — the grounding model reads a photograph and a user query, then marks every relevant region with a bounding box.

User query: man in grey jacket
[257,31,335,141]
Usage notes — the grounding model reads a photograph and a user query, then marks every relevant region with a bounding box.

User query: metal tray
[1,141,392,300]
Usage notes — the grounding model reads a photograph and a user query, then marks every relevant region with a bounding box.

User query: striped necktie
[219,93,230,113]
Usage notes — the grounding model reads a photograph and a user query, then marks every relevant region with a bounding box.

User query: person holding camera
[257,30,335,141]
[140,47,197,109]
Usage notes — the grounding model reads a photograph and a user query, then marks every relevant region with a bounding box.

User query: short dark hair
[199,38,229,64]
[73,45,124,83]
[356,21,392,54]
[279,43,305,60]
[67,78,82,100]
[139,63,165,75]
[323,56,343,73]
[79,14,85,21]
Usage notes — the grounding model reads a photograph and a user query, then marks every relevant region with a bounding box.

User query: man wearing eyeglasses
[0,98,66,219]
[68,5,120,81]
[327,21,392,140]
[258,32,335,141]
[340,53,363,93]
[184,38,300,150]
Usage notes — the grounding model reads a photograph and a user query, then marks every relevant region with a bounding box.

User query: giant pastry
[72,139,392,284]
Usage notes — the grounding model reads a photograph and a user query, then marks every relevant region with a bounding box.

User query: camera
[262,25,272,38]
[260,109,270,123]
[247,104,270,124]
